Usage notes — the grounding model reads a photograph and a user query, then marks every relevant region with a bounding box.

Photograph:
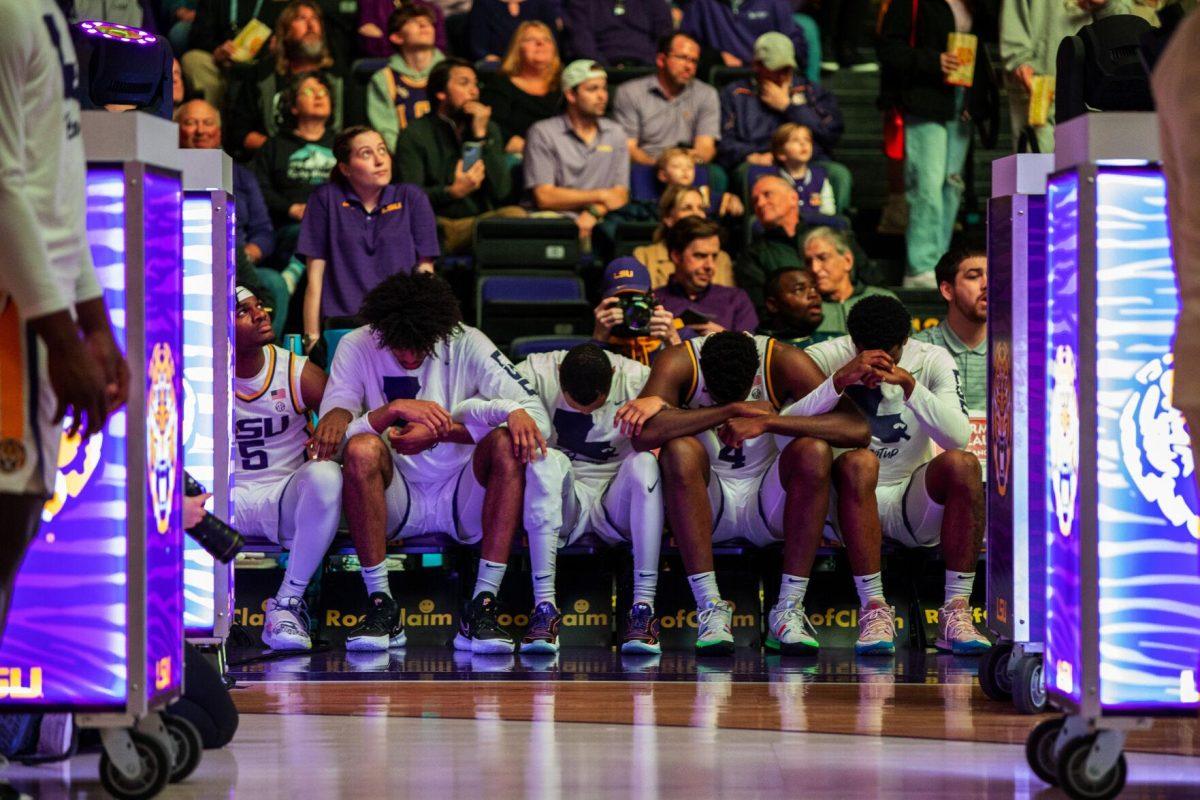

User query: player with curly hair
[313,272,550,653]
[628,331,869,657]
[803,294,989,656]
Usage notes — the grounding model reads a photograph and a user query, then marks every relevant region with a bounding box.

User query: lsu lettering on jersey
[320,324,549,484]
[517,350,650,485]
[233,345,312,491]
[804,335,970,484]
[682,333,784,478]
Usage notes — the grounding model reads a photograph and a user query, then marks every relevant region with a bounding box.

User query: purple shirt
[297,182,440,319]
[657,279,759,339]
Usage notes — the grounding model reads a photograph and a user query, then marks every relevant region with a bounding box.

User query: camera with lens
[613,292,655,338]
[184,472,244,563]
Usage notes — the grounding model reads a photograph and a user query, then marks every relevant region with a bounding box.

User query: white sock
[853,572,886,608]
[633,571,658,609]
[361,561,391,598]
[532,563,556,607]
[473,559,507,598]
[945,570,975,605]
[687,571,721,608]
[776,574,809,608]
[275,571,308,602]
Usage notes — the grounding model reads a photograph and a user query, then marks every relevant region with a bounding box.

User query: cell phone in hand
[680,309,712,326]
[462,142,483,170]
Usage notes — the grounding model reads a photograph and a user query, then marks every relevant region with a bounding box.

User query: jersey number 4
[718,445,746,469]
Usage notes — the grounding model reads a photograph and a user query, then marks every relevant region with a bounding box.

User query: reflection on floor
[226,645,979,683]
[7,714,1200,800]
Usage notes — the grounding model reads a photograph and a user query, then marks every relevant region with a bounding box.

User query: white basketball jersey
[320,324,548,485]
[682,333,782,478]
[517,350,650,484]
[233,345,312,491]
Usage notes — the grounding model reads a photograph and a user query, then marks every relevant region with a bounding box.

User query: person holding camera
[394,58,526,255]
[592,258,680,365]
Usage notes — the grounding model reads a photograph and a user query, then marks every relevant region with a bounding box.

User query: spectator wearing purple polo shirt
[525,59,630,241]
[563,0,674,68]
[657,216,759,339]
[298,125,440,355]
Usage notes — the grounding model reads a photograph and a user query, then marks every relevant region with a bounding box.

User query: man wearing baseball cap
[524,59,630,242]
[718,32,849,210]
[592,257,680,365]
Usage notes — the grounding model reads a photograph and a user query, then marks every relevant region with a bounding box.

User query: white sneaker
[848,61,880,73]
[902,272,938,289]
[936,598,991,655]
[766,597,820,656]
[695,599,735,657]
[855,602,896,655]
[820,60,841,73]
[263,596,312,651]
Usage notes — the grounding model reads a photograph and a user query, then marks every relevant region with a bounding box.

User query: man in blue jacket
[718,33,849,210]
[682,0,808,72]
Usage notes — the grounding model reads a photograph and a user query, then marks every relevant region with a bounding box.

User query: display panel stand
[175,149,236,657]
[0,110,194,799]
[980,153,1054,714]
[1024,112,1200,800]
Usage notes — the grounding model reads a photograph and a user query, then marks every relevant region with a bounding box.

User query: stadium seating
[509,334,594,360]
[475,272,592,346]
[471,217,582,271]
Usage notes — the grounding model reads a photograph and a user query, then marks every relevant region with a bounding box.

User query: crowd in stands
[94,0,1179,371]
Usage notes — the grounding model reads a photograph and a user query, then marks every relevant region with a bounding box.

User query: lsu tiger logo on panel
[147,342,178,534]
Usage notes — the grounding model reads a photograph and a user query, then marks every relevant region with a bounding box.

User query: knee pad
[626,451,661,491]
[299,460,343,507]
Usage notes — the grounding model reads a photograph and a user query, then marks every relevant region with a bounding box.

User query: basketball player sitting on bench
[488,342,665,654]
[802,295,990,655]
[631,331,870,656]
[232,286,342,652]
[313,273,550,654]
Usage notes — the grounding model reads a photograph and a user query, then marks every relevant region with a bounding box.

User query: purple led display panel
[143,168,184,705]
[1045,171,1084,706]
[1093,166,1200,711]
[0,168,129,709]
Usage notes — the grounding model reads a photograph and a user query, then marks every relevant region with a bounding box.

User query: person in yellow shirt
[633,185,735,288]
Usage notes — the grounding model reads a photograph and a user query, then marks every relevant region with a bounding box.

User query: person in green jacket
[1001,0,1133,153]
[366,5,445,153]
[394,58,526,254]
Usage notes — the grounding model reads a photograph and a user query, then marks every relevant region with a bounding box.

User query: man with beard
[757,266,839,349]
[395,58,526,254]
[225,0,344,161]
[231,286,341,652]
[612,32,721,166]
[525,60,630,241]
[913,247,987,414]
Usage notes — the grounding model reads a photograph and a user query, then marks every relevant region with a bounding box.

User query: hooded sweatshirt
[367,49,446,151]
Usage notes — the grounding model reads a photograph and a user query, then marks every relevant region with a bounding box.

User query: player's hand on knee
[615,396,668,438]
[507,409,547,464]
[309,409,351,459]
[719,415,771,448]
[389,399,453,436]
[387,422,440,455]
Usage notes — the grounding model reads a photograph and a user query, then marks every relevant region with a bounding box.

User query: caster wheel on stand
[164,715,203,783]
[1056,734,1128,800]
[978,642,1014,701]
[99,731,171,800]
[1026,716,1065,785]
[1011,655,1047,715]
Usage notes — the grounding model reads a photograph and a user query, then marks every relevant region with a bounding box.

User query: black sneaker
[621,602,662,654]
[454,592,515,654]
[346,592,405,651]
[519,601,562,653]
